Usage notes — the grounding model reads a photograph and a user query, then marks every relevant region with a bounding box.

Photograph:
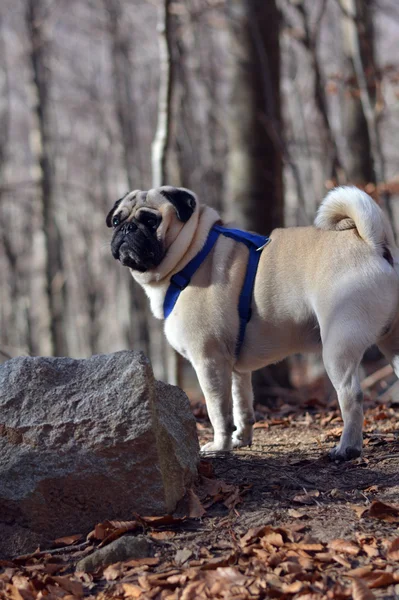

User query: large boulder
[0,351,199,558]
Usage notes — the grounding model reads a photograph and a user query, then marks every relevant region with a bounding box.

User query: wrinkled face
[106,186,197,272]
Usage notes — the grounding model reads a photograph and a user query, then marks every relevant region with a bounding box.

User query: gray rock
[0,351,199,558]
[76,535,152,572]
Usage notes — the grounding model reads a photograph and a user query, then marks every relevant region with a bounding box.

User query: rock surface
[0,351,199,558]
[76,535,153,572]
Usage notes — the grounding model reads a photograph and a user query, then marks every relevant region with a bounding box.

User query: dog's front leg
[232,371,255,447]
[194,356,234,453]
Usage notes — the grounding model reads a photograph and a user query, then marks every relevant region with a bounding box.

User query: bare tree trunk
[104,0,150,357]
[294,0,344,185]
[104,0,141,187]
[340,0,375,185]
[225,0,283,232]
[225,0,290,393]
[26,0,66,356]
[151,0,181,385]
[152,0,173,189]
[340,0,393,230]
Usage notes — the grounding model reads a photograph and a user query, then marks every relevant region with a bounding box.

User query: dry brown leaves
[85,521,399,599]
[6,516,399,600]
[352,499,399,522]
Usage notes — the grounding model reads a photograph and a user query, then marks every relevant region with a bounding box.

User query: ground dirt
[2,364,399,599]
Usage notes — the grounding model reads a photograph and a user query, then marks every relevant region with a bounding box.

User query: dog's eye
[112,215,121,227]
[140,212,160,231]
[146,217,158,229]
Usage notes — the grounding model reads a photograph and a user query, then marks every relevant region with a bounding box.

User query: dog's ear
[160,188,196,222]
[106,197,123,228]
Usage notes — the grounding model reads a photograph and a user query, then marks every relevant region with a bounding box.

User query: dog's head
[106,186,197,272]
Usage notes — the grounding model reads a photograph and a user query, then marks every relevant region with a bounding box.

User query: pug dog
[107,185,399,460]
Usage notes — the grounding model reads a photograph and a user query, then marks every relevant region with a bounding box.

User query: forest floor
[2,363,399,599]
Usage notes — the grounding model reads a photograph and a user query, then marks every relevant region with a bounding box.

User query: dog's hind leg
[321,319,377,461]
[194,356,234,453]
[231,371,255,448]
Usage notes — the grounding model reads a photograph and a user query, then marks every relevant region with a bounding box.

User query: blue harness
[163,224,270,357]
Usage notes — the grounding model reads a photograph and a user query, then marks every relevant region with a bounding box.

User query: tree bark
[104,0,150,357]
[225,0,290,392]
[340,0,376,185]
[151,0,181,386]
[26,0,66,356]
[224,0,283,234]
[104,0,141,187]
[152,0,173,189]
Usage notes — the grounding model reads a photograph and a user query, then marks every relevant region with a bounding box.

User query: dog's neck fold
[130,205,221,319]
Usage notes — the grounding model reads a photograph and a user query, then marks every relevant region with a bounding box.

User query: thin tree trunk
[225,0,290,393]
[26,0,66,356]
[152,0,173,189]
[225,0,283,232]
[104,0,150,357]
[104,0,141,187]
[151,0,181,386]
[295,0,344,185]
[340,0,393,229]
[340,0,375,184]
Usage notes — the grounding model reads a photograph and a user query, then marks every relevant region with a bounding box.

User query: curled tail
[315,186,397,260]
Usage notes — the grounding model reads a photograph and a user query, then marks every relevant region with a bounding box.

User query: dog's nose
[120,221,138,234]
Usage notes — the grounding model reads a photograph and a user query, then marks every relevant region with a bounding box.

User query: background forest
[1,0,399,392]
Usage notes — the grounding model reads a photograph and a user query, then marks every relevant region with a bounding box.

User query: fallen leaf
[103,564,123,581]
[292,490,320,505]
[281,580,307,593]
[0,560,16,568]
[364,485,379,493]
[187,489,206,518]
[123,557,160,568]
[201,553,236,570]
[149,531,175,541]
[332,553,352,568]
[363,544,379,558]
[347,566,374,578]
[262,531,284,548]
[53,533,83,546]
[10,576,35,600]
[364,571,396,588]
[175,548,193,566]
[51,575,84,596]
[139,514,185,527]
[352,578,376,600]
[293,541,324,552]
[240,525,274,547]
[223,487,242,510]
[315,552,334,562]
[122,582,143,598]
[180,580,206,599]
[368,500,399,523]
[329,539,360,556]
[253,421,269,429]
[287,508,307,519]
[352,505,369,519]
[387,537,399,560]
[89,519,138,543]
[5,584,26,600]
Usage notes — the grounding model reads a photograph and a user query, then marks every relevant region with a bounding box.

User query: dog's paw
[232,432,252,448]
[329,445,362,462]
[200,440,232,454]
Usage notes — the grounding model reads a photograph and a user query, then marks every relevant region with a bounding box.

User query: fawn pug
[107,185,399,460]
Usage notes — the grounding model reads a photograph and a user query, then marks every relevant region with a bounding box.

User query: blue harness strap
[163,224,270,357]
[163,227,220,319]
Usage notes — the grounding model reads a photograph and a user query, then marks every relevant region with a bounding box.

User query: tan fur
[110,186,399,459]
